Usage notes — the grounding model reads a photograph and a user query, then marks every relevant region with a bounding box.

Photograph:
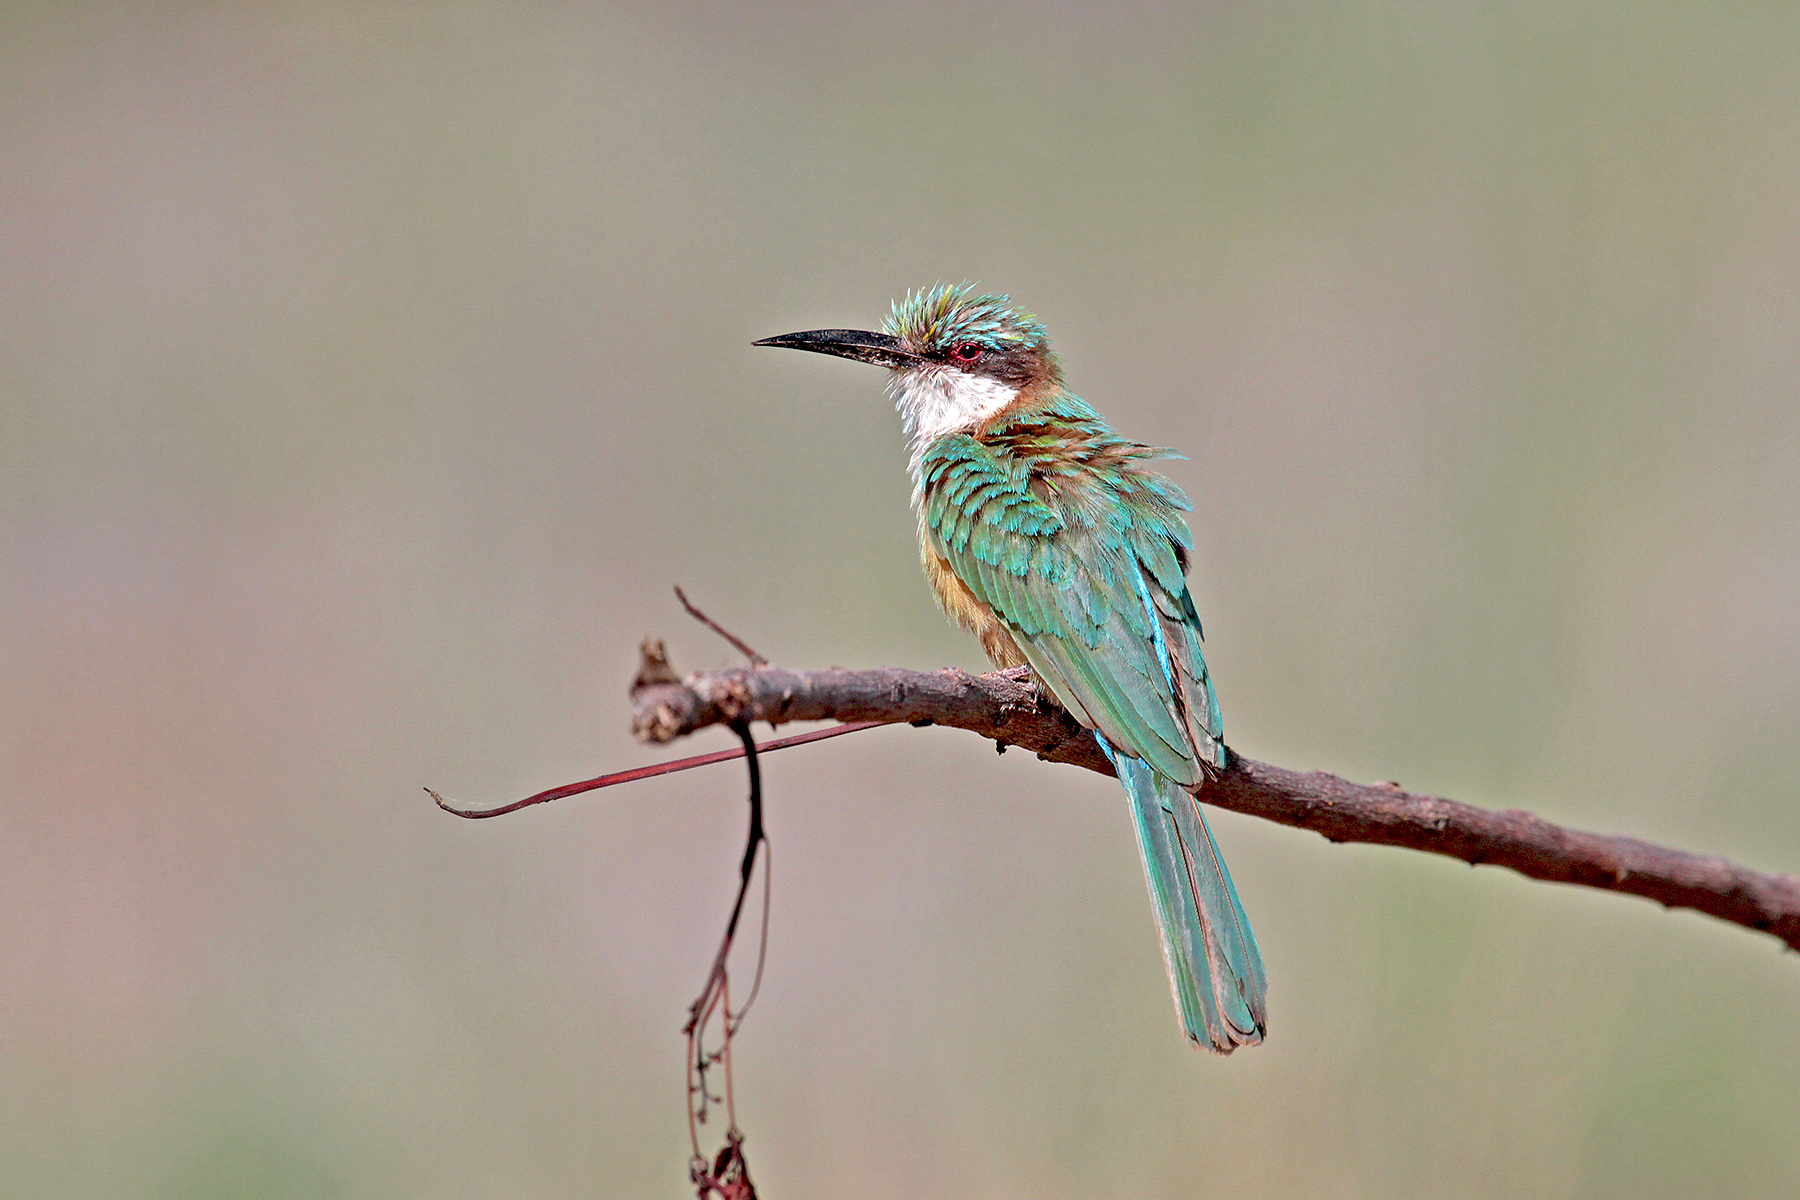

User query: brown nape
[922,547,1028,669]
[989,343,1061,391]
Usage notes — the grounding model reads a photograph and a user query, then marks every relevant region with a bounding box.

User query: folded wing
[919,430,1265,1050]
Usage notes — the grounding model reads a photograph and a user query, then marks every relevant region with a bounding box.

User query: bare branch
[630,662,1800,953]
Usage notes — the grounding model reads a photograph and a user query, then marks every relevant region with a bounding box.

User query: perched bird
[756,284,1265,1053]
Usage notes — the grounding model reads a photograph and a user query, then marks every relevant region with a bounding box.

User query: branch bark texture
[631,662,1800,953]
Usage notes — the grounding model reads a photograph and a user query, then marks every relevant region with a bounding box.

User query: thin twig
[685,722,769,1197]
[675,586,768,666]
[629,661,1800,954]
[425,720,884,818]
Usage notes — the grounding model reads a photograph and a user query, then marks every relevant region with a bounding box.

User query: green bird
[756,284,1265,1052]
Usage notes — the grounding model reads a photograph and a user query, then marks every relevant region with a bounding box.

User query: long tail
[1103,742,1267,1052]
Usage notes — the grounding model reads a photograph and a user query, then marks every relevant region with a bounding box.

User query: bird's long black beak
[752,328,920,369]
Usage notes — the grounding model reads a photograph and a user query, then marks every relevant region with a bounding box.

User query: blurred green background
[4,2,1798,1196]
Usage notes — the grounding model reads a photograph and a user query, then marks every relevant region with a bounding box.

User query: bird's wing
[919,433,1224,785]
[923,429,1264,1053]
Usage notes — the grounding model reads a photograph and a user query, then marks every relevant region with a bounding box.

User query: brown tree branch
[630,661,1800,953]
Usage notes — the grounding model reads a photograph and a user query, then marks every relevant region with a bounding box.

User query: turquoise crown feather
[883,282,1051,354]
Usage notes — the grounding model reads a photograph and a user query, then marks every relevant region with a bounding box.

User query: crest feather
[883,282,1050,353]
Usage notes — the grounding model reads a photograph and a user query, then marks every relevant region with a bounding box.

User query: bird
[754,283,1265,1053]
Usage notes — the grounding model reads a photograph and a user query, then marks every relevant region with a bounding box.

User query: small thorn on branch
[634,637,681,691]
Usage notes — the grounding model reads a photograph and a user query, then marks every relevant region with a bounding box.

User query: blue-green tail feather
[1103,741,1267,1053]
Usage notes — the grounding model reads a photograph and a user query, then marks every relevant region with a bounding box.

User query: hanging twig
[685,720,767,1200]
[425,634,779,1199]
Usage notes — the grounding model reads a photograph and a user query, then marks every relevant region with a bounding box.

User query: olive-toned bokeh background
[5,3,1798,1196]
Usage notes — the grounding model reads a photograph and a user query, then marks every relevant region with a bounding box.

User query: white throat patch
[889,366,1018,486]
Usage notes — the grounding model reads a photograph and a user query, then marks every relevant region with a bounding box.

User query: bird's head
[756,283,1061,466]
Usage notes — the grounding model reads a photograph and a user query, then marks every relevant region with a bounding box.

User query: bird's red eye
[949,342,983,363]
